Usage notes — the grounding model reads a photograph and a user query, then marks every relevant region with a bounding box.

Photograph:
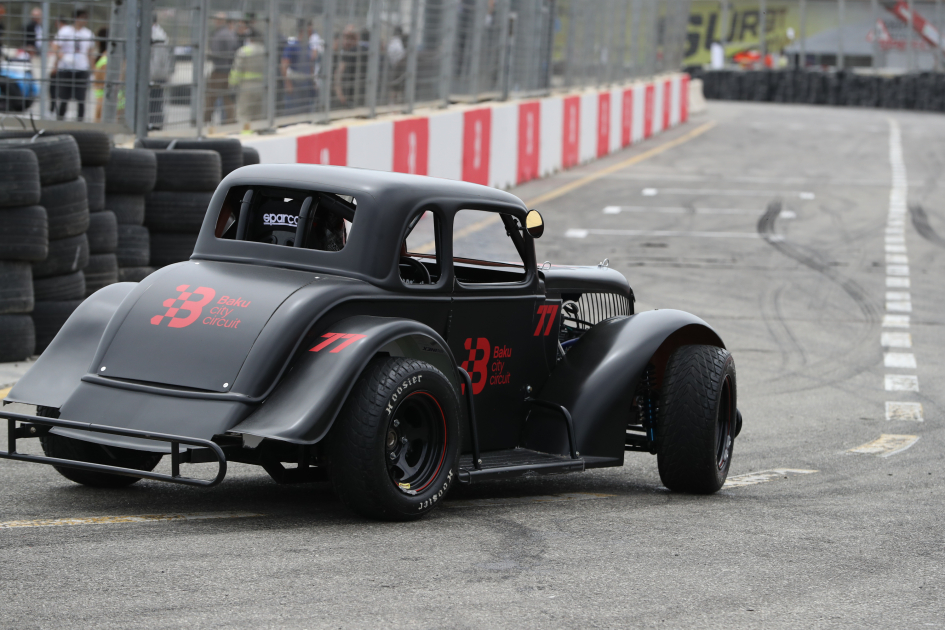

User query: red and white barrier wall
[244,73,690,189]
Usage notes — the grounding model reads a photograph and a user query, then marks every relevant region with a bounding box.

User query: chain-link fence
[0,0,691,137]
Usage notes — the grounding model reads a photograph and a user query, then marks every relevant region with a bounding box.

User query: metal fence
[0,0,691,138]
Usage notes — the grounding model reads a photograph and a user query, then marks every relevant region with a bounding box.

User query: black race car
[1,165,741,520]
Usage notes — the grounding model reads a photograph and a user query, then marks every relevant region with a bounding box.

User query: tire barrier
[137,137,244,178]
[145,149,221,268]
[105,148,154,288]
[695,69,945,112]
[0,132,112,355]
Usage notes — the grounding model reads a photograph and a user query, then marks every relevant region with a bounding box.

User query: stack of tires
[142,148,221,267]
[0,136,90,353]
[104,148,157,282]
[0,148,45,361]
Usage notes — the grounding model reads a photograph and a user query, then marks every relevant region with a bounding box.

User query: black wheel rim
[716,375,734,470]
[385,391,447,494]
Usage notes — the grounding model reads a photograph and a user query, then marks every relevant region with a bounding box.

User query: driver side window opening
[400,210,441,287]
[215,185,355,252]
[452,209,526,284]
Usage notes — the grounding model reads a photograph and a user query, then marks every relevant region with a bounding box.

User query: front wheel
[327,357,461,521]
[656,345,737,494]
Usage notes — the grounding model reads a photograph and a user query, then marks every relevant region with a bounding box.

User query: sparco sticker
[263,213,299,228]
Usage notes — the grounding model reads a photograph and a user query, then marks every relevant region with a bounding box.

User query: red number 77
[533,304,559,336]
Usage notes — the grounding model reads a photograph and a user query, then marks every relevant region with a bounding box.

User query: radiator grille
[562,292,632,331]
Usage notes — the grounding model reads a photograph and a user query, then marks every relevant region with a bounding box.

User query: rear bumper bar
[0,409,227,487]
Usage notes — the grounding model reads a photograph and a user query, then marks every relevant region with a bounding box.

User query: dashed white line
[882,314,910,327]
[564,228,760,239]
[886,402,924,422]
[886,277,910,288]
[637,188,815,199]
[884,352,917,369]
[885,374,919,391]
[881,332,912,348]
[601,205,774,216]
[850,434,919,458]
[0,512,264,529]
[886,264,910,276]
[723,469,818,488]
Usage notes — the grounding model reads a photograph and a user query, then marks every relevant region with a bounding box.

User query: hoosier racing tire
[327,356,460,521]
[656,345,737,494]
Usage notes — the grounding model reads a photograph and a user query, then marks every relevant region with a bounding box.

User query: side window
[453,210,526,284]
[400,211,440,286]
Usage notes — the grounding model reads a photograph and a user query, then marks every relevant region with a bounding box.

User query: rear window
[215,185,355,252]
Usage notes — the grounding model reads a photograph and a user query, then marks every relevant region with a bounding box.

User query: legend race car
[1,165,741,520]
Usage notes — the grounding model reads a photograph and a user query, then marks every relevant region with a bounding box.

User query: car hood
[94,260,318,393]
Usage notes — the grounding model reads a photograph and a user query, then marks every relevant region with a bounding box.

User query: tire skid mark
[756,200,881,393]
[908,204,945,248]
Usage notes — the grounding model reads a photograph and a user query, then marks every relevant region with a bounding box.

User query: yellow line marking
[0,387,11,401]
[414,120,717,254]
[0,512,264,529]
[522,120,717,208]
[849,434,920,458]
[446,492,614,508]
[724,468,818,488]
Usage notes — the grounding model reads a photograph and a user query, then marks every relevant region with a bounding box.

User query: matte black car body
[3,165,730,492]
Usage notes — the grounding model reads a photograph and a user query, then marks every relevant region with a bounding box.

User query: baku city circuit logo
[151,285,217,328]
[151,285,250,330]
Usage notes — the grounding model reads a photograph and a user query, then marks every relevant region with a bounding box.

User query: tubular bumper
[0,409,227,488]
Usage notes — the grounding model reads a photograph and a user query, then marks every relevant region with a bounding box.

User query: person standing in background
[230,28,265,133]
[51,8,94,121]
[281,20,314,116]
[148,16,173,130]
[206,12,238,125]
[25,8,43,57]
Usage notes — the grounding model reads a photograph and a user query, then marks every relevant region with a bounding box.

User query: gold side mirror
[525,209,544,239]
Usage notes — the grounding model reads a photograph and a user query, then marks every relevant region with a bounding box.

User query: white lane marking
[565,228,760,239]
[885,244,907,253]
[446,492,614,508]
[886,277,910,288]
[882,314,910,327]
[885,291,911,301]
[601,205,775,216]
[887,265,910,276]
[886,254,909,264]
[0,512,264,529]
[885,227,904,235]
[885,402,924,422]
[885,301,913,313]
[639,188,815,199]
[885,235,905,243]
[885,374,919,391]
[884,353,917,369]
[849,434,919,458]
[881,332,912,348]
[723,469,818,488]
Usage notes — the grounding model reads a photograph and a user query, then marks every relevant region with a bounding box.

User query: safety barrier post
[193,0,209,136]
[405,0,420,113]
[366,0,381,118]
[440,0,459,107]
[322,0,335,123]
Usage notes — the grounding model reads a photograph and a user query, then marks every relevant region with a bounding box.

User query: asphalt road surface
[2,101,943,628]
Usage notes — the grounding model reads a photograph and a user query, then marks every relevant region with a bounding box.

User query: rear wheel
[656,345,737,494]
[327,357,460,521]
[37,407,163,488]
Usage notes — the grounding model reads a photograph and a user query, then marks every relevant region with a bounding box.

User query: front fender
[528,309,724,462]
[230,315,459,445]
[6,282,136,408]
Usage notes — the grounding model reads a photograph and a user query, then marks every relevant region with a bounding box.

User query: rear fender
[6,283,136,408]
[230,315,460,445]
[525,309,724,462]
